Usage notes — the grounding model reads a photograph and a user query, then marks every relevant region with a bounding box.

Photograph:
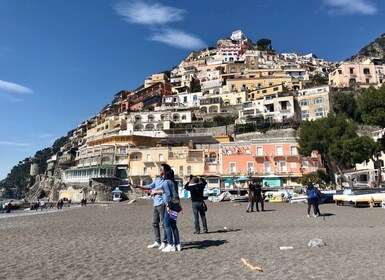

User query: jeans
[255,196,264,211]
[307,198,317,215]
[246,198,255,212]
[192,201,208,233]
[152,204,166,244]
[164,203,180,246]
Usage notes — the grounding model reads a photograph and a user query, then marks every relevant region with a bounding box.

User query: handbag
[202,201,208,212]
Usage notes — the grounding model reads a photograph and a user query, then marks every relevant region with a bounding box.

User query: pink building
[329,59,385,88]
[219,138,324,189]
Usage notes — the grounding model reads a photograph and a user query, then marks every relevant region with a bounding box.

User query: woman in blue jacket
[161,164,181,252]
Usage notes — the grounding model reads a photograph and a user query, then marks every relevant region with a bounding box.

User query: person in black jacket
[184,175,208,234]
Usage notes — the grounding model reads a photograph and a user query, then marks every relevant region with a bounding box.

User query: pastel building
[219,138,324,189]
[329,59,385,88]
[296,85,331,121]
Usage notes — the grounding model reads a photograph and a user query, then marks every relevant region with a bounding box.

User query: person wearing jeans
[134,169,167,249]
[185,176,208,234]
[161,165,181,252]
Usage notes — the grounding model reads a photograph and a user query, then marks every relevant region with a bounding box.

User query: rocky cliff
[348,33,385,62]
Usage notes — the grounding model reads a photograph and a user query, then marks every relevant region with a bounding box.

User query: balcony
[186,157,204,162]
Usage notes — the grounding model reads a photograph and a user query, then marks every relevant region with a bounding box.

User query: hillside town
[14,30,385,201]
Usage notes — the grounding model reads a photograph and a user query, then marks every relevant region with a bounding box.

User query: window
[187,166,192,174]
[276,146,283,155]
[231,85,236,91]
[314,161,319,169]
[247,162,254,173]
[363,68,370,75]
[299,99,309,106]
[273,87,279,91]
[209,152,216,162]
[193,95,198,101]
[349,68,354,74]
[338,70,342,74]
[241,84,247,91]
[230,162,237,173]
[314,97,324,104]
[158,154,163,161]
[302,161,309,168]
[290,146,297,155]
[290,162,297,168]
[143,167,147,175]
[315,108,325,118]
[183,96,188,103]
[301,110,309,119]
[264,161,271,172]
[146,154,152,162]
[262,89,267,93]
[257,147,263,156]
[280,161,287,172]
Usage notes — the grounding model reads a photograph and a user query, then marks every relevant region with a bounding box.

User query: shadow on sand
[182,240,228,250]
[208,228,242,234]
[320,213,335,217]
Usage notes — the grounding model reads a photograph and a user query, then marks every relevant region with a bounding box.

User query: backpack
[308,189,318,199]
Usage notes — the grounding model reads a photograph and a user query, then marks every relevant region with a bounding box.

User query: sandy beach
[1,199,384,280]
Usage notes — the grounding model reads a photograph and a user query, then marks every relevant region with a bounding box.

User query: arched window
[145,124,155,131]
[209,152,217,162]
[134,115,142,123]
[299,99,309,106]
[147,114,155,122]
[173,114,180,122]
[314,97,324,104]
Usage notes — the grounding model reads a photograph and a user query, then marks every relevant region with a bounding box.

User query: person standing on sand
[184,175,209,234]
[246,182,255,213]
[314,186,322,217]
[254,182,265,212]
[160,166,181,252]
[134,164,167,250]
[306,183,318,217]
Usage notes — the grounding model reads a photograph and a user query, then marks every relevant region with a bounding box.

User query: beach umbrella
[236,176,249,181]
[223,178,234,183]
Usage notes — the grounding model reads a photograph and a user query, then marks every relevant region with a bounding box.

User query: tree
[256,39,272,51]
[357,84,385,185]
[331,90,361,122]
[298,113,376,186]
[357,84,385,128]
[298,170,330,188]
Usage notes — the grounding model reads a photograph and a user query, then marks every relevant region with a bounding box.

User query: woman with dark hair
[161,164,181,252]
[306,183,318,217]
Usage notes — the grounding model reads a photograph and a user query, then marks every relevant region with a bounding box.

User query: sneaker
[193,231,200,234]
[203,230,209,234]
[162,244,175,252]
[158,242,167,250]
[175,244,181,251]
[147,242,160,249]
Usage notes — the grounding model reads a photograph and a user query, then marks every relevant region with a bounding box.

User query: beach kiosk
[112,187,123,201]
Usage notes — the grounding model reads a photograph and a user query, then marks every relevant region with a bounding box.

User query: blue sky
[0,0,384,180]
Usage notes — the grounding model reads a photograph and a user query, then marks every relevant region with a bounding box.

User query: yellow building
[127,146,205,186]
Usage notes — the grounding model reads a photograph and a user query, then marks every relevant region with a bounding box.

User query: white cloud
[0,80,33,94]
[113,1,186,25]
[0,141,31,147]
[324,0,377,15]
[149,29,206,50]
[0,80,33,102]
